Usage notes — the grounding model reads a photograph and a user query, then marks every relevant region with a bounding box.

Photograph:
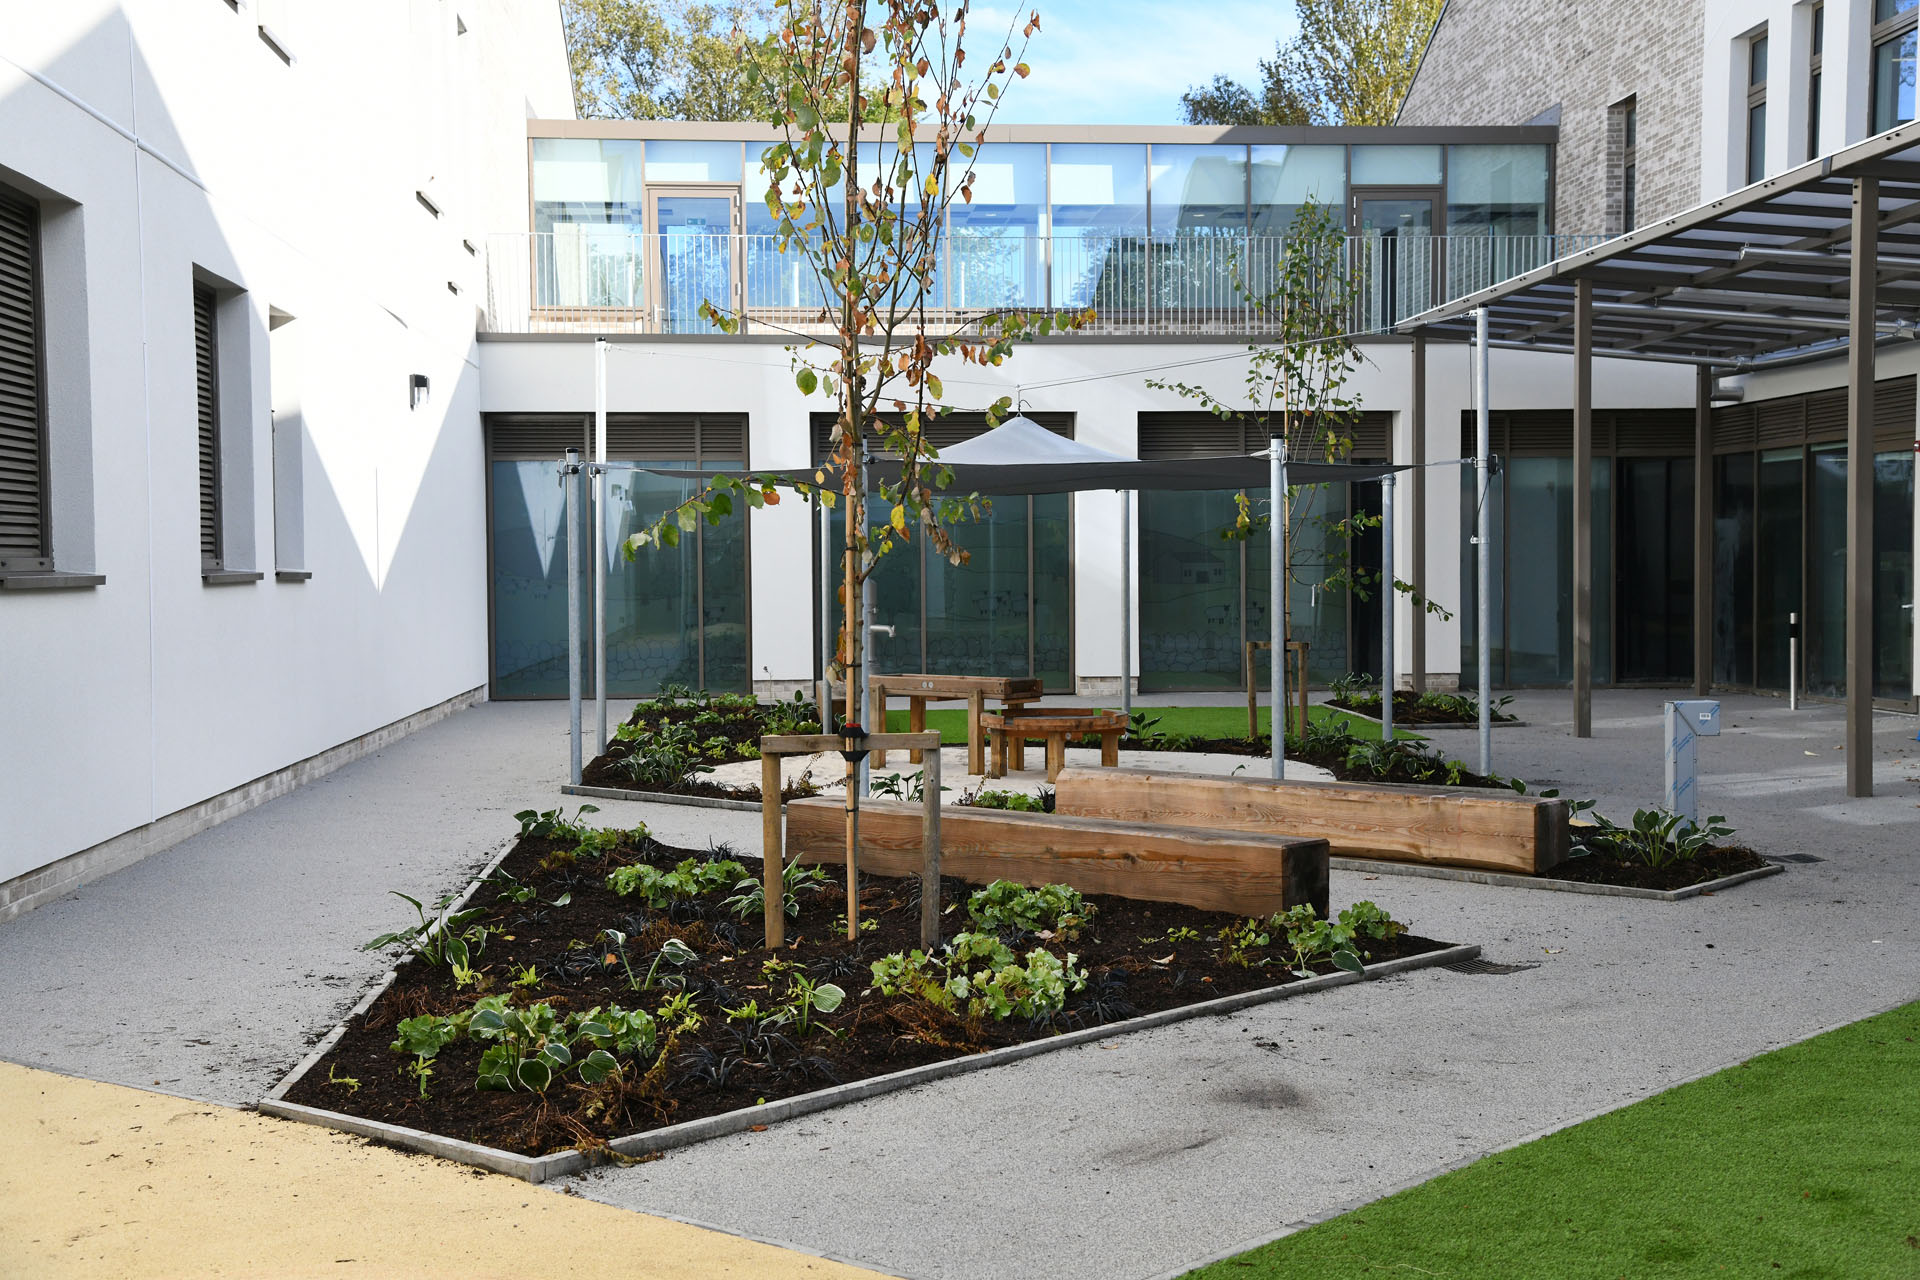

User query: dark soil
[286,831,1448,1158]
[1117,735,1272,756]
[584,692,822,802]
[579,753,816,804]
[1327,691,1519,726]
[1548,845,1770,890]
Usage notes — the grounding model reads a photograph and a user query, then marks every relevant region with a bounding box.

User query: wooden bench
[867,674,1044,775]
[1053,766,1570,875]
[785,796,1329,918]
[981,708,1128,783]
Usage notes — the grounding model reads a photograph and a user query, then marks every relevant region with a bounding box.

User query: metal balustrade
[485,230,1611,339]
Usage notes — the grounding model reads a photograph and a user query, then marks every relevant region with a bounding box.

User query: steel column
[1120,490,1133,720]
[1693,366,1713,697]
[593,339,608,754]
[1381,472,1396,745]
[1572,277,1594,739]
[1847,177,1878,798]
[565,449,583,786]
[1270,441,1286,781]
[1409,328,1427,692]
[1474,310,1492,777]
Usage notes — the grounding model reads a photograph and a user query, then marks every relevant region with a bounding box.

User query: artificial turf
[1184,999,1920,1279]
[881,703,1409,745]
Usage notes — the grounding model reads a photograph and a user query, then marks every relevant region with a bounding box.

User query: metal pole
[1271,440,1287,781]
[1846,176,1877,798]
[818,494,835,732]
[1475,308,1492,778]
[1381,471,1396,745]
[858,455,872,798]
[1789,611,1800,711]
[1121,490,1133,720]
[565,448,583,786]
[1692,366,1712,697]
[1410,328,1427,692]
[593,339,608,754]
[1572,277,1593,739]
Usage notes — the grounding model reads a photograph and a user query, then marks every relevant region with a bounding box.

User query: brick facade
[1398,0,1702,237]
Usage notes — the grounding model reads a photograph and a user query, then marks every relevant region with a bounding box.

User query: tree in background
[1180,0,1443,127]
[565,0,782,120]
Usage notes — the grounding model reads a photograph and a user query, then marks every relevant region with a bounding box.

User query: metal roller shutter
[0,189,47,568]
[194,284,221,567]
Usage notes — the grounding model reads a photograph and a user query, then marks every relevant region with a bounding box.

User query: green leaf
[577,1049,620,1084]
[515,1058,552,1092]
[925,374,943,399]
[796,367,818,395]
[541,1041,572,1069]
[1332,949,1365,974]
[811,982,846,1013]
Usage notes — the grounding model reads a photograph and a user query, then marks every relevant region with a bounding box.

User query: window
[193,284,222,569]
[1623,101,1638,230]
[1808,4,1824,158]
[1747,32,1769,184]
[1873,0,1919,133]
[0,186,47,574]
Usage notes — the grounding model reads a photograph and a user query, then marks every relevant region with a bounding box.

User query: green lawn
[1185,999,1920,1279]
[880,703,1410,745]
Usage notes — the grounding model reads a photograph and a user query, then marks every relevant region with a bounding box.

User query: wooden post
[907,695,926,764]
[761,752,783,950]
[1245,640,1259,739]
[966,689,985,776]
[870,680,888,767]
[919,748,941,947]
[843,748,860,939]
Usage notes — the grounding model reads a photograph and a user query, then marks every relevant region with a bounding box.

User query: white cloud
[967,0,1296,126]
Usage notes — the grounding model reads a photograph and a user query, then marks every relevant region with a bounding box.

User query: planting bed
[1326,689,1519,727]
[582,689,822,803]
[281,820,1450,1161]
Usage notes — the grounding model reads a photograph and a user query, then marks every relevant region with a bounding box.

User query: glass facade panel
[1287,482,1355,683]
[490,459,587,698]
[1713,452,1757,686]
[1755,448,1803,690]
[1806,444,1847,696]
[699,455,750,691]
[606,463,703,691]
[926,497,1032,675]
[1615,457,1694,682]
[949,142,1047,310]
[644,139,742,183]
[1459,465,1505,691]
[1351,144,1442,186]
[1249,145,1346,233]
[1747,103,1768,183]
[1149,144,1247,310]
[745,151,834,313]
[1140,488,1247,690]
[531,139,645,307]
[1033,494,1072,687]
[1874,31,1918,131]
[1050,143,1149,312]
[1874,450,1915,699]
[1446,144,1550,293]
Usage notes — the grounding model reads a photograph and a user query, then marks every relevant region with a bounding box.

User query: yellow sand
[0,1060,890,1280]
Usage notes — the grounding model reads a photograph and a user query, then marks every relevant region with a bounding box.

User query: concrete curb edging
[562,783,766,813]
[262,834,520,1109]
[1330,855,1784,900]
[1317,704,1527,732]
[260,921,1480,1183]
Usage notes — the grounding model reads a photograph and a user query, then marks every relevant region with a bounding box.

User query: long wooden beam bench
[1052,766,1570,875]
[784,796,1329,918]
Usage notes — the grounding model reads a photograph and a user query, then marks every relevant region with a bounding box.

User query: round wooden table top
[979,709,1128,733]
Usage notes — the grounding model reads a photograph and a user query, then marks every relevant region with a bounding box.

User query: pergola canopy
[1397,120,1920,367]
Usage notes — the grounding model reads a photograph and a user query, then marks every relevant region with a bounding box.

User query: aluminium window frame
[1746,31,1770,185]
[1871,0,1919,134]
[1808,3,1824,160]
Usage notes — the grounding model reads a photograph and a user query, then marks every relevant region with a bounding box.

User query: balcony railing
[484,230,1611,339]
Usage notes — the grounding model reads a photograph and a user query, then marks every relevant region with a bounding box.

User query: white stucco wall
[477,336,1698,696]
[0,2,574,886]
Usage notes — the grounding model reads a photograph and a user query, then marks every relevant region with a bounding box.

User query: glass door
[1353,191,1439,329]
[648,189,740,333]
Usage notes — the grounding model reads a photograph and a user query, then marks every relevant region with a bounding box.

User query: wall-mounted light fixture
[409,373,430,409]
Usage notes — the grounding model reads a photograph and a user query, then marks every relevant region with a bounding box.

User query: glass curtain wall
[1050,143,1148,312]
[1806,444,1848,696]
[1713,453,1757,687]
[491,458,588,698]
[949,142,1047,309]
[1754,448,1804,690]
[530,139,645,308]
[1445,145,1551,296]
[1874,450,1915,699]
[1149,144,1248,311]
[1140,489,1252,690]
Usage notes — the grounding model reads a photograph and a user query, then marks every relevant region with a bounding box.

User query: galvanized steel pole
[1381,471,1396,746]
[593,339,608,756]
[1271,440,1287,781]
[1475,308,1492,778]
[565,448,583,786]
[1121,490,1133,721]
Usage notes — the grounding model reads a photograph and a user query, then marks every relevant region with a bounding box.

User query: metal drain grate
[1771,853,1825,864]
[1442,958,1541,976]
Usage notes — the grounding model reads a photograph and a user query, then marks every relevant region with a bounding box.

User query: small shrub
[961,787,1054,812]
[1574,808,1733,870]
[966,880,1095,940]
[606,856,748,907]
[870,931,1087,1022]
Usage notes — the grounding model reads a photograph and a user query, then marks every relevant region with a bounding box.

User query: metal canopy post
[1847,177,1878,798]
[1120,490,1133,720]
[593,339,608,756]
[1572,277,1594,740]
[1380,471,1396,745]
[1474,310,1492,777]
[1270,440,1287,781]
[1693,366,1713,697]
[565,448,583,786]
[818,493,835,732]
[1409,328,1427,693]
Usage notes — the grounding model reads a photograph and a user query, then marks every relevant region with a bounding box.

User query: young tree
[565,0,783,120]
[1179,0,1442,127]
[623,1,1085,933]
[1147,202,1445,721]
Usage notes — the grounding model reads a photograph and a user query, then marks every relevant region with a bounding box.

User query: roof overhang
[1395,121,1920,370]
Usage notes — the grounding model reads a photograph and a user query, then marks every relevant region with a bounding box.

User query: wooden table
[867,674,1044,776]
[981,708,1129,783]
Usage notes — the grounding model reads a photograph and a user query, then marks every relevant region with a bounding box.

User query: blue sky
[968,1,1297,126]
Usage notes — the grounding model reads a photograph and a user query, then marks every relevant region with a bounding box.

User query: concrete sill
[0,572,106,591]
[274,569,313,583]
[202,570,265,586]
[258,22,295,64]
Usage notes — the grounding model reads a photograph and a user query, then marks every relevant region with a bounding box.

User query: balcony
[482,230,1610,340]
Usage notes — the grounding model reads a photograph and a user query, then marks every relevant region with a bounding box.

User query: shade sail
[600,414,1410,494]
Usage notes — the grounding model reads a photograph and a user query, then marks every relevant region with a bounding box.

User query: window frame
[1618,97,1638,233]
[1872,0,1919,134]
[1808,3,1824,159]
[0,183,50,575]
[1747,32,1770,185]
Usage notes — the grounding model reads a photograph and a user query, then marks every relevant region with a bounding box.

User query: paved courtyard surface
[0,691,1916,1278]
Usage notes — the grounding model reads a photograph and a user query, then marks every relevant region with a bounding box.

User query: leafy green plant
[966,880,1096,940]
[612,723,716,790]
[871,932,1087,1023]
[1142,925,1201,945]
[722,860,829,921]
[514,803,601,841]
[1575,808,1733,870]
[602,930,697,992]
[962,787,1054,813]
[327,1065,360,1094]
[1125,710,1166,744]
[870,770,945,802]
[1216,918,1271,968]
[1329,671,1377,702]
[1266,901,1406,977]
[762,689,822,737]
[360,891,487,971]
[606,856,748,906]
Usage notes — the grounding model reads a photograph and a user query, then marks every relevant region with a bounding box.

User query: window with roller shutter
[0,186,48,572]
[194,283,222,568]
